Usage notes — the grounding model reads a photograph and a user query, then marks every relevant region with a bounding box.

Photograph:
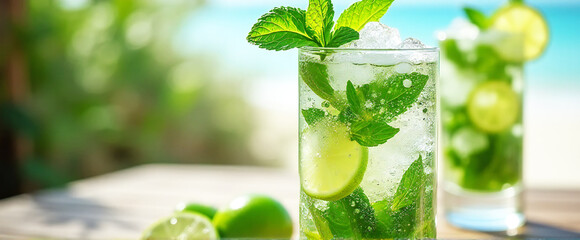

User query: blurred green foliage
[7,0,259,188]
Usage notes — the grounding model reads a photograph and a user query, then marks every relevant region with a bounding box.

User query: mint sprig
[246,7,318,51]
[247,0,395,50]
[306,0,335,46]
[336,0,395,32]
[350,120,399,147]
[327,27,360,47]
[301,72,428,147]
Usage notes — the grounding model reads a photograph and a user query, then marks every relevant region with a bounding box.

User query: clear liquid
[298,50,438,239]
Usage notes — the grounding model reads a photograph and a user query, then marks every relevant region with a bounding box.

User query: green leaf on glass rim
[247,7,319,50]
[327,27,359,47]
[350,120,399,147]
[391,156,424,211]
[302,108,326,126]
[306,0,335,46]
[346,80,363,116]
[464,7,489,30]
[335,0,395,31]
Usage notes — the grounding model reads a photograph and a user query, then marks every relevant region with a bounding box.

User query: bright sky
[210,0,580,7]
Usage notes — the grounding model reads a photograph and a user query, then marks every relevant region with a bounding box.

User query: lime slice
[300,119,368,201]
[490,3,549,61]
[142,213,219,240]
[467,81,520,133]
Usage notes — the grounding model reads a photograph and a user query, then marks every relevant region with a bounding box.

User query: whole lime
[212,194,293,238]
[175,202,218,220]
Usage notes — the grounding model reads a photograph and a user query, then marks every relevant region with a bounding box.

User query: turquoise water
[175,2,580,87]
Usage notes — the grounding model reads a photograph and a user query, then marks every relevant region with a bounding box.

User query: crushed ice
[346,22,402,49]
[334,22,436,64]
[342,22,431,49]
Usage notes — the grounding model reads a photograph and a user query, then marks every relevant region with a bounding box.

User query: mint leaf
[383,72,429,120]
[324,201,356,238]
[308,188,380,239]
[299,61,345,109]
[308,204,335,240]
[412,181,436,238]
[373,199,418,238]
[391,156,424,211]
[464,7,489,30]
[327,27,359,47]
[338,106,357,124]
[371,157,430,238]
[247,7,319,50]
[302,108,326,126]
[336,187,382,239]
[358,72,429,121]
[335,0,395,31]
[346,81,363,116]
[306,0,335,46]
[350,120,399,147]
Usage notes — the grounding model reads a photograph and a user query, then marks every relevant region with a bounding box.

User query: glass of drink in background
[298,44,439,239]
[439,2,548,232]
[440,22,524,231]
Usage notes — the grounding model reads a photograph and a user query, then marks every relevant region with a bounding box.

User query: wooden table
[0,164,578,239]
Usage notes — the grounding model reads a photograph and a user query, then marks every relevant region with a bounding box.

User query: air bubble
[403,79,412,88]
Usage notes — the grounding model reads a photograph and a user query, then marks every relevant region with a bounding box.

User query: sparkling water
[298,23,439,239]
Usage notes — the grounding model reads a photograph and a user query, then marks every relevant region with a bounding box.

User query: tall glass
[440,31,525,231]
[298,47,439,239]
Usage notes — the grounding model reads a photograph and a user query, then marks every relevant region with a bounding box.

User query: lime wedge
[300,119,368,201]
[467,81,520,133]
[142,213,219,240]
[490,3,549,61]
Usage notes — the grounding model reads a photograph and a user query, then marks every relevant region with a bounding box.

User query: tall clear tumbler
[297,47,439,239]
[440,32,525,231]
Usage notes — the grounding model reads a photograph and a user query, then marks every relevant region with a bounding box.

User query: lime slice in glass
[142,212,219,240]
[490,3,549,61]
[467,81,520,133]
[300,119,368,201]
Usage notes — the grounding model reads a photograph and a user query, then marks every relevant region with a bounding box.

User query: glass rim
[299,46,439,53]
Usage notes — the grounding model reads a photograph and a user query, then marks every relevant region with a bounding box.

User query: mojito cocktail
[439,2,548,231]
[298,44,438,239]
[246,0,440,238]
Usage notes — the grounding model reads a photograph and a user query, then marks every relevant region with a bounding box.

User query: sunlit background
[1,0,579,199]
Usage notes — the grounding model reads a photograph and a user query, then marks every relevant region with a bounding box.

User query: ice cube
[397,37,425,49]
[345,22,402,49]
